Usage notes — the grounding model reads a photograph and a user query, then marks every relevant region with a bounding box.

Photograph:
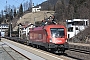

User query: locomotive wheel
[32,44,37,48]
[60,49,65,53]
[36,45,39,48]
[32,44,35,48]
[61,50,65,53]
[47,48,51,51]
[26,41,29,46]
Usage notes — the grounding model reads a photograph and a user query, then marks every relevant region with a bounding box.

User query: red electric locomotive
[28,24,69,53]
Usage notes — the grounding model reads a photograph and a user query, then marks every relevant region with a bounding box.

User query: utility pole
[9,9,13,37]
[9,15,12,37]
[19,25,20,38]
[10,22,12,37]
[18,23,22,38]
[0,24,2,37]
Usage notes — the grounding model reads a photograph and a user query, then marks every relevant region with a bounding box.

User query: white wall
[32,6,41,12]
[66,19,89,38]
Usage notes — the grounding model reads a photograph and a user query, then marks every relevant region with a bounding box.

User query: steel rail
[2,46,15,60]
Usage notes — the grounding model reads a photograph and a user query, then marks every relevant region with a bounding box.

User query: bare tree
[29,0,32,8]
[55,0,66,21]
[77,4,89,19]
[67,4,74,19]
[23,3,26,11]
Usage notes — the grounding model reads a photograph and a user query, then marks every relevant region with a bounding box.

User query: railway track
[65,49,90,60]
[65,43,90,60]
[3,37,90,60]
[2,44,16,60]
[2,37,76,60]
[0,42,30,60]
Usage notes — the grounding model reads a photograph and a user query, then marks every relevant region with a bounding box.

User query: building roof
[32,6,41,8]
[0,24,8,26]
[66,19,89,22]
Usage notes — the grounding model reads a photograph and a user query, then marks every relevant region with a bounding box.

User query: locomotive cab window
[44,29,48,36]
[50,28,65,38]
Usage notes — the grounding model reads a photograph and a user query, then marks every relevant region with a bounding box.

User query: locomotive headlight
[66,39,67,42]
[50,38,52,42]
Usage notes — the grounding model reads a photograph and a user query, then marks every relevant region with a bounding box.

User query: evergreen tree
[10,9,13,20]
[14,9,16,17]
[19,4,23,17]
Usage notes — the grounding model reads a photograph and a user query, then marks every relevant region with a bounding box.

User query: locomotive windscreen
[50,28,65,38]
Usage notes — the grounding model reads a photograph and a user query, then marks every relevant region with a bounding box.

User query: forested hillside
[1,0,90,24]
[0,0,90,40]
[41,0,90,23]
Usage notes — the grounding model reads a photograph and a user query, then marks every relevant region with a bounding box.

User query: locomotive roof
[44,24,65,28]
[30,24,65,31]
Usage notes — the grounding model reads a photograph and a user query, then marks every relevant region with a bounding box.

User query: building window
[76,27,78,30]
[86,21,88,26]
[73,21,85,25]
[68,27,73,32]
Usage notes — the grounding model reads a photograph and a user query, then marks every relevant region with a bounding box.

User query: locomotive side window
[38,34,42,39]
[50,28,65,38]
